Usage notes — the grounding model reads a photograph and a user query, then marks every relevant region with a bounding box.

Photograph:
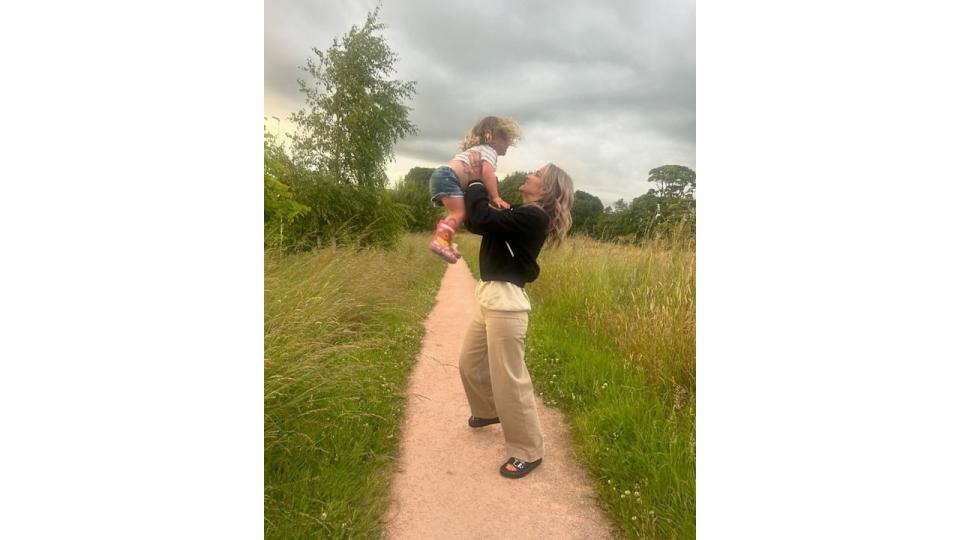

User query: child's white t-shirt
[453,144,498,172]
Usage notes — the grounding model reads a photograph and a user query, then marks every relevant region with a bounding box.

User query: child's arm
[480,160,510,209]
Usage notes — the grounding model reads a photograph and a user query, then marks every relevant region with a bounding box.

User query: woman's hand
[467,150,483,180]
[467,152,509,209]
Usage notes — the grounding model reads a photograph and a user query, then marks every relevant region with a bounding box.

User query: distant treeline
[267,131,695,251]
[393,165,696,244]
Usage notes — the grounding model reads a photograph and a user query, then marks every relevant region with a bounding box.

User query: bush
[284,172,410,250]
[390,167,444,232]
[264,134,409,251]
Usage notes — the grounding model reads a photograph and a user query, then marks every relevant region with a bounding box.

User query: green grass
[458,233,696,539]
[264,233,445,539]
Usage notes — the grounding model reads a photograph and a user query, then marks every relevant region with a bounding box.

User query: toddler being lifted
[428,116,521,262]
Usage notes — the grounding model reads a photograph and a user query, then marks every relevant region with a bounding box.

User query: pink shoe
[430,241,458,263]
[429,220,458,263]
[441,218,462,259]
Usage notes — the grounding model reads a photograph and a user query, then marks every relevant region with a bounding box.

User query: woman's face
[519,165,548,203]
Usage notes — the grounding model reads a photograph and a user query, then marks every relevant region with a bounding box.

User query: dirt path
[384,259,616,539]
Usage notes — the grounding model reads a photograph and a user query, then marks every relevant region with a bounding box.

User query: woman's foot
[499,457,543,479]
[468,416,500,428]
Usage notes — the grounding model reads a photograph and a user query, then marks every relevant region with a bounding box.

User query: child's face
[491,136,511,156]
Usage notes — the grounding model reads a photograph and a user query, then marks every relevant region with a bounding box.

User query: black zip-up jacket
[463,181,549,288]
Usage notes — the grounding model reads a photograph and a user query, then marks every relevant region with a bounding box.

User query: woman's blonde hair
[531,163,574,248]
[459,116,522,150]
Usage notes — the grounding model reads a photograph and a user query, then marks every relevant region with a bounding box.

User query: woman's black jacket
[463,181,549,288]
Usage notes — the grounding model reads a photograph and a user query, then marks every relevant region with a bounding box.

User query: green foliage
[648,165,696,199]
[653,197,696,240]
[264,7,418,250]
[264,130,310,247]
[594,192,656,242]
[290,6,418,188]
[576,166,696,245]
[263,134,409,250]
[390,167,444,231]
[498,170,528,206]
[283,169,409,250]
[571,190,604,235]
[265,234,445,539]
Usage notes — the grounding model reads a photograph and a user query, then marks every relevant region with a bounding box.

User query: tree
[648,165,696,198]
[571,190,604,234]
[498,171,528,206]
[264,128,309,248]
[290,6,417,188]
[625,191,661,240]
[392,167,443,231]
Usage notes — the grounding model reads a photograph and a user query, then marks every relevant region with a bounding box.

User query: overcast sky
[265,0,695,206]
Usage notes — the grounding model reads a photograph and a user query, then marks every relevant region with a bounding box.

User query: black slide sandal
[468,416,500,428]
[499,457,543,479]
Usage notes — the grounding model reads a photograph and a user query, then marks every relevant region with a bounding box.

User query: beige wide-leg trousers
[458,306,544,462]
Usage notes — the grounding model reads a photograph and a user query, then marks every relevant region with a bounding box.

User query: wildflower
[321,512,327,520]
[620,494,626,499]
[624,490,630,495]
[607,479,612,484]
[631,516,637,521]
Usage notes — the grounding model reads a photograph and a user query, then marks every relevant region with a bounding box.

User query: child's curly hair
[458,116,522,150]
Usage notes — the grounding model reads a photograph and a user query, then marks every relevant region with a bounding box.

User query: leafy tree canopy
[648,165,696,198]
[290,6,417,188]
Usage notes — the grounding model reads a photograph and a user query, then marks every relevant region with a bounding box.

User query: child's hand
[493,196,511,209]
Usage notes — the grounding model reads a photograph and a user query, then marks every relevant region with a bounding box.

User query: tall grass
[264,233,444,538]
[458,232,696,539]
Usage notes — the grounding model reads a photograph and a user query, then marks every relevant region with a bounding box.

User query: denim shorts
[429,166,464,207]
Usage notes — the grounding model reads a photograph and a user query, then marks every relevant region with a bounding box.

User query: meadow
[264,233,444,538]
[457,232,696,539]
[264,230,695,539]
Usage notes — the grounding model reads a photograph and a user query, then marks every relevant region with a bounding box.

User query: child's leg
[443,196,466,228]
[430,196,461,263]
[441,197,466,258]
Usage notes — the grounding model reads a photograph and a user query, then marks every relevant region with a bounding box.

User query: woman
[458,163,574,479]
